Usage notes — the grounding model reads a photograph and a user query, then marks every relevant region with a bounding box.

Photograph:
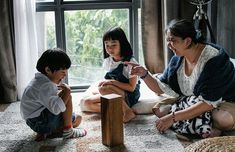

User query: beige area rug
[1,93,234,152]
[0,94,184,152]
[72,92,184,152]
[76,112,184,152]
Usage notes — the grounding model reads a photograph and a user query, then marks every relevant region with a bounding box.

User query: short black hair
[36,48,71,74]
[102,27,133,61]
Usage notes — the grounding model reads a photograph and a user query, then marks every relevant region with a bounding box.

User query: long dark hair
[166,19,204,44]
[102,27,133,61]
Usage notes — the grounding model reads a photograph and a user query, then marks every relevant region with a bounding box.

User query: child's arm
[58,83,71,105]
[101,76,137,92]
[39,83,66,115]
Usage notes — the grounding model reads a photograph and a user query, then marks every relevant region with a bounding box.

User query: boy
[20,48,86,141]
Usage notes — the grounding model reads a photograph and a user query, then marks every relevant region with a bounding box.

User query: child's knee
[98,85,111,94]
[81,97,94,108]
[83,98,92,106]
[80,98,88,111]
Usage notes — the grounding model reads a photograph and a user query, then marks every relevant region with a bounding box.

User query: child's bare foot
[73,115,82,128]
[123,109,136,123]
[202,128,222,138]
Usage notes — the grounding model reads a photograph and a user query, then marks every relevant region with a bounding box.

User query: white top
[103,56,138,79]
[157,45,222,107]
[20,73,66,120]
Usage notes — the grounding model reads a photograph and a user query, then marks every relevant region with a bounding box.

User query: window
[36,11,56,57]
[36,0,142,90]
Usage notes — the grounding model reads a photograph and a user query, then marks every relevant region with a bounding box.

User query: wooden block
[101,93,123,146]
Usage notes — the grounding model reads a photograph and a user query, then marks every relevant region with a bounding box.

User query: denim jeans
[26,108,76,134]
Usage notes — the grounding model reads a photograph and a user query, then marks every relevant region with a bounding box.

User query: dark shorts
[26,108,76,134]
[125,83,140,107]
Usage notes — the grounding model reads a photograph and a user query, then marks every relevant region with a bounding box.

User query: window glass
[36,11,56,57]
[64,9,129,86]
[63,0,131,2]
[138,8,144,66]
[35,0,141,89]
[36,0,54,2]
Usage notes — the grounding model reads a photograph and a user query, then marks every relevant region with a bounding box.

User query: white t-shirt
[103,56,138,79]
[20,72,66,120]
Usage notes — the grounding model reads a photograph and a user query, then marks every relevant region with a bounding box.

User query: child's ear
[45,66,51,74]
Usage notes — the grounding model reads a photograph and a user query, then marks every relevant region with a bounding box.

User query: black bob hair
[102,27,133,61]
[36,48,71,74]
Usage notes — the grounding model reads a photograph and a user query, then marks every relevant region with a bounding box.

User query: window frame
[36,0,141,91]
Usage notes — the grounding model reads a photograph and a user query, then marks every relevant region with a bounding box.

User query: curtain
[208,0,235,58]
[141,0,165,73]
[14,0,38,99]
[141,0,197,73]
[0,0,17,103]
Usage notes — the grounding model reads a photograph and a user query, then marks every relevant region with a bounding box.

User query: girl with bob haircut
[81,27,140,123]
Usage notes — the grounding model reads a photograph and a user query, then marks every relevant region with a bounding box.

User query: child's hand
[57,90,64,97]
[98,80,105,87]
[58,83,71,94]
[57,83,71,105]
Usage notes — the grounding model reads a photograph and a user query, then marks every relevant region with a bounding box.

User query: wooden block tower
[101,93,124,146]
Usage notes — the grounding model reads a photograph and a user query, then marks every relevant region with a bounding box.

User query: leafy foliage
[64,9,129,85]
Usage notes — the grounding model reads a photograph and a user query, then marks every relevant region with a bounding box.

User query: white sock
[63,128,87,139]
